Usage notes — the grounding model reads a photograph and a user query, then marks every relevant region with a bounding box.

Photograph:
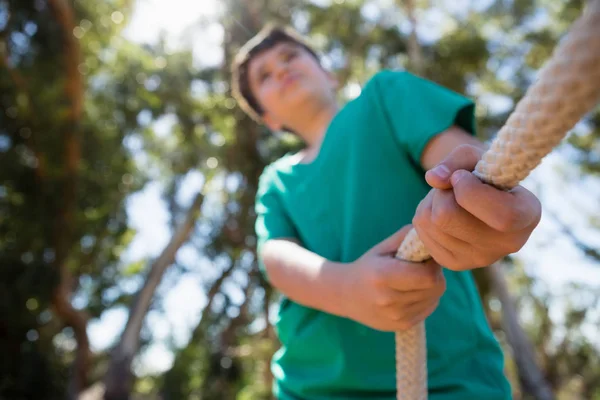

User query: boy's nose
[273,63,289,80]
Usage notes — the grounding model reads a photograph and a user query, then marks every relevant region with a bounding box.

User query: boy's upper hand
[414,144,542,271]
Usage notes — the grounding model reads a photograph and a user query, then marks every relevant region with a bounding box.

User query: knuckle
[387,310,406,326]
[423,269,440,287]
[413,192,433,228]
[369,265,388,287]
[452,181,473,206]
[431,201,455,231]
[437,275,447,294]
[423,303,439,319]
[412,211,425,229]
[390,311,403,322]
[532,197,542,221]
[443,257,464,271]
[506,236,525,254]
[375,294,393,308]
[473,257,487,269]
[395,320,414,331]
[370,276,386,289]
[474,252,494,268]
[458,144,482,160]
[413,204,430,230]
[495,208,521,232]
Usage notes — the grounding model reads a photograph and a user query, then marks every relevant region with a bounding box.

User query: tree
[0,0,152,397]
[103,193,204,399]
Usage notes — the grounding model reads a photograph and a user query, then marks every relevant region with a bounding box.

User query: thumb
[372,225,413,255]
[425,144,485,189]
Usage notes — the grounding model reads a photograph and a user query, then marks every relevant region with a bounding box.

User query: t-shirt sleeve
[254,166,298,281]
[373,70,477,166]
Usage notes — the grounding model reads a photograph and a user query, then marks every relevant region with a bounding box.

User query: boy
[231,25,541,399]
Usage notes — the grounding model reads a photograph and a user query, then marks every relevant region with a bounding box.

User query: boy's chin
[284,87,329,108]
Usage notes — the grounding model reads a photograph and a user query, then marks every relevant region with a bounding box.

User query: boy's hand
[414,144,542,271]
[343,226,446,331]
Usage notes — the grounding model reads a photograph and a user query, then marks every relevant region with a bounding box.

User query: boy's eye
[283,50,298,61]
[259,71,270,82]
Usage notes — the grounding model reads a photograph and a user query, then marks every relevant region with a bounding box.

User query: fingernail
[430,164,450,180]
[451,170,469,186]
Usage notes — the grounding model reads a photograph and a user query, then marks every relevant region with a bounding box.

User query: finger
[373,224,413,255]
[383,258,444,291]
[451,170,542,233]
[413,222,461,270]
[412,191,466,267]
[387,297,434,322]
[379,282,445,308]
[409,299,441,326]
[429,188,500,245]
[425,144,485,190]
[388,297,441,330]
[418,189,525,268]
[411,188,434,230]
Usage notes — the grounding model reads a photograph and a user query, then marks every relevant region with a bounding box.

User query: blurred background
[1,0,599,399]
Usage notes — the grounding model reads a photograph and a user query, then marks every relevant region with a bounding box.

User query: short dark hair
[231,24,321,123]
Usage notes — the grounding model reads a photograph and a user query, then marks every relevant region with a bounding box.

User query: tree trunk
[401,0,424,75]
[46,0,88,398]
[103,193,204,400]
[260,277,275,393]
[488,263,555,400]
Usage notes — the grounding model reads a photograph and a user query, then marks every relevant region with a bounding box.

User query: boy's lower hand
[343,226,446,332]
[416,144,542,271]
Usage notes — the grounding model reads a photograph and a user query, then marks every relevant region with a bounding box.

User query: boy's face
[247,41,337,131]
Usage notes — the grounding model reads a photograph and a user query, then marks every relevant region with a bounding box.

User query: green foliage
[1,0,152,397]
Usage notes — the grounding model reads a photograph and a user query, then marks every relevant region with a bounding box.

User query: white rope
[393,2,600,398]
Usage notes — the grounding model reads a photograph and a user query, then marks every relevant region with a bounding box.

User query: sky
[86,0,600,375]
[123,0,224,66]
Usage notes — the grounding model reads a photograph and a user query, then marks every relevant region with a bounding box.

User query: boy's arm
[260,237,349,317]
[261,227,446,332]
[420,124,485,171]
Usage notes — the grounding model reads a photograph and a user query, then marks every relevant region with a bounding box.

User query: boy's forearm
[420,125,487,171]
[261,239,350,317]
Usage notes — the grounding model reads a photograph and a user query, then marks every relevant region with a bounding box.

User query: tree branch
[545,207,600,262]
[400,0,424,75]
[239,0,262,32]
[46,0,87,398]
[103,192,204,400]
[487,262,555,400]
[170,258,238,352]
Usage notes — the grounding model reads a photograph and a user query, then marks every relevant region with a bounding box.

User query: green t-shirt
[255,70,511,400]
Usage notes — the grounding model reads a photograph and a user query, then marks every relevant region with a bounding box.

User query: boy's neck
[294,103,338,158]
[286,105,336,165]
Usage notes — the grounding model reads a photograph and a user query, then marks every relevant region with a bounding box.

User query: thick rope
[393,1,600,398]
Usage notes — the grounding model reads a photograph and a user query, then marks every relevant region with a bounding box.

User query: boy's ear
[327,71,339,89]
[263,113,283,131]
